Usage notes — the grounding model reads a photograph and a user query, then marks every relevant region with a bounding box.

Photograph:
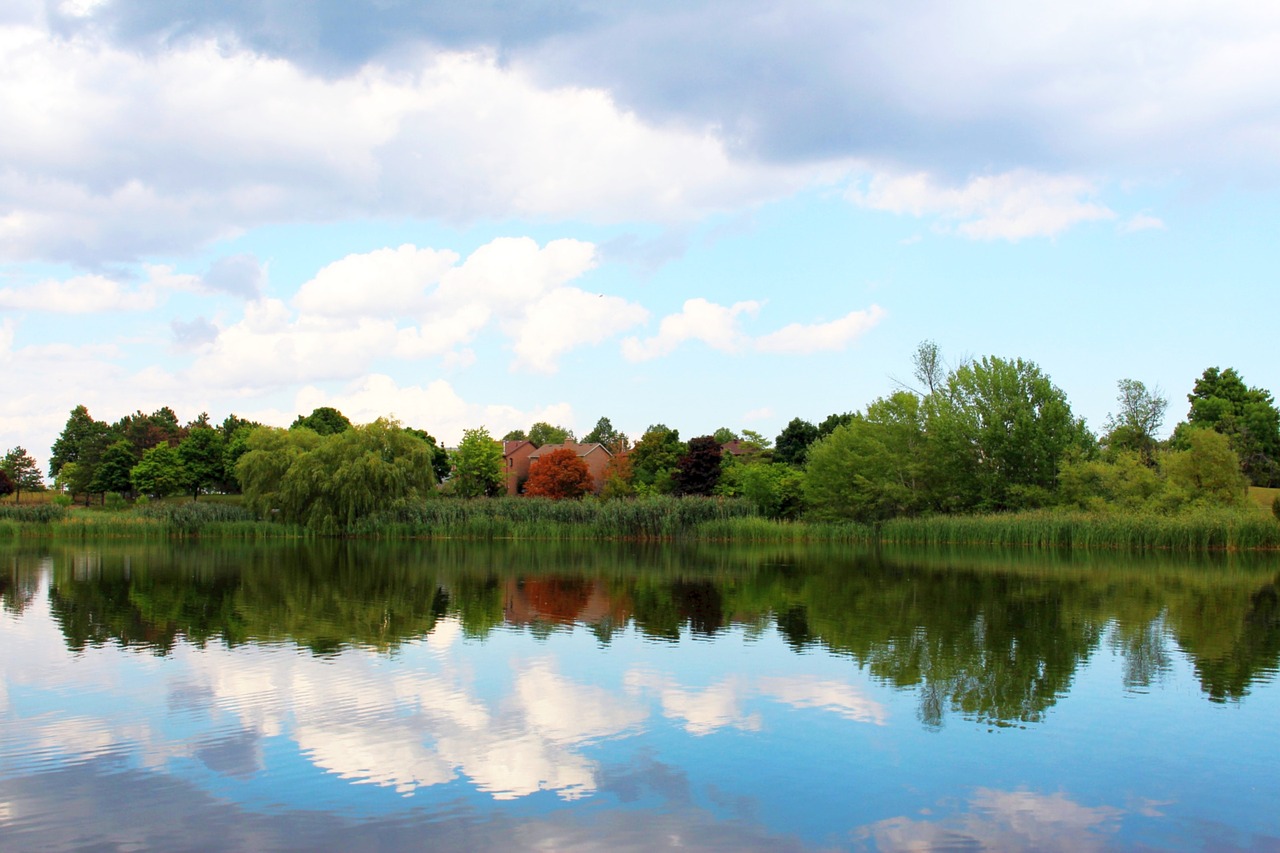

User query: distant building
[502,440,537,496]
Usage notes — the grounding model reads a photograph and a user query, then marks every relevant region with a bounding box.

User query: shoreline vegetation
[3,495,1280,552]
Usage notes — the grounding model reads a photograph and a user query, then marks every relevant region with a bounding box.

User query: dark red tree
[524,448,594,500]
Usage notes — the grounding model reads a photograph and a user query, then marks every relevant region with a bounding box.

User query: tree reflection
[16,539,1280,724]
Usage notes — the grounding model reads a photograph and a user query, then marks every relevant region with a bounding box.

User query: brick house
[502,440,537,496]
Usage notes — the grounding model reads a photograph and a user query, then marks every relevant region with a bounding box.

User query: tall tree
[927,356,1093,511]
[1,447,43,503]
[673,436,723,496]
[774,418,819,466]
[405,428,452,483]
[1103,379,1167,464]
[130,444,187,498]
[178,427,226,499]
[805,392,928,521]
[450,427,504,497]
[89,440,137,497]
[291,406,352,436]
[629,424,685,493]
[912,339,946,395]
[1178,366,1280,486]
[524,448,594,500]
[49,405,107,478]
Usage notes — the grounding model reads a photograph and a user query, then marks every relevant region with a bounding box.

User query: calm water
[1,539,1278,852]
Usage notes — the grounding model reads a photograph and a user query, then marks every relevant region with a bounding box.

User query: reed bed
[877,508,1280,551]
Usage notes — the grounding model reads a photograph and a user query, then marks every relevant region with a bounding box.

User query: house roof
[527,441,613,460]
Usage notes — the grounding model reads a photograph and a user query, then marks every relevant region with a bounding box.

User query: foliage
[584,417,629,451]
[1,447,43,502]
[239,419,438,531]
[774,418,819,466]
[404,427,452,483]
[130,444,188,498]
[1103,378,1167,463]
[501,429,527,441]
[600,452,635,499]
[1177,366,1280,486]
[1161,428,1248,507]
[0,468,12,500]
[450,427,504,498]
[912,339,946,395]
[527,421,575,447]
[290,406,352,436]
[927,355,1093,512]
[736,463,805,520]
[524,448,594,500]
[90,440,137,497]
[115,407,184,459]
[805,391,929,522]
[673,436,723,496]
[178,427,226,499]
[50,405,102,478]
[712,427,739,444]
[629,425,685,494]
[817,412,854,437]
[1058,451,1165,512]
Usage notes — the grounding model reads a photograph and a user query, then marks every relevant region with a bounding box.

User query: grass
[1248,486,1280,511]
[3,492,1279,552]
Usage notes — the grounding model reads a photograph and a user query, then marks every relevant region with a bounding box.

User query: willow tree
[237,420,436,531]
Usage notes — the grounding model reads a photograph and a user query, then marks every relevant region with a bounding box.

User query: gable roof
[527,441,613,460]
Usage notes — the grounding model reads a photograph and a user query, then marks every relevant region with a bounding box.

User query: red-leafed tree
[524,448,594,500]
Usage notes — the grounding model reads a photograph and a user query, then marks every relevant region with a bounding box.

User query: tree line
[24,343,1280,528]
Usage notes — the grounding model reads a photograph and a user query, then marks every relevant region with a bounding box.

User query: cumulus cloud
[0,24,820,265]
[0,273,160,313]
[623,298,882,361]
[170,316,219,350]
[188,237,644,387]
[754,305,885,354]
[849,170,1116,240]
[621,298,760,361]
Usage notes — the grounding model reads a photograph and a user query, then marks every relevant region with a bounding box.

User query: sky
[3,0,1279,474]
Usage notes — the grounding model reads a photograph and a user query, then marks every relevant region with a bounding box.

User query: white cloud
[849,170,1116,240]
[623,298,882,361]
[626,671,761,736]
[0,26,823,265]
[0,273,157,313]
[293,245,460,318]
[753,305,885,354]
[507,288,649,374]
[622,297,760,361]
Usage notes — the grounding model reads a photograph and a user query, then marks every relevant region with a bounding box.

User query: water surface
[2,540,1277,851]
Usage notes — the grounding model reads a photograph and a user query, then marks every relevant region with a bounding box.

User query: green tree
[178,427,226,499]
[629,425,685,494]
[405,428,452,483]
[912,339,946,395]
[774,418,820,466]
[1178,367,1280,486]
[130,444,187,498]
[291,406,352,436]
[527,421,575,447]
[584,417,628,451]
[115,407,184,459]
[805,392,929,522]
[450,427,504,498]
[501,429,528,442]
[737,463,805,519]
[928,356,1092,511]
[673,436,723,496]
[1161,428,1248,507]
[49,405,109,478]
[712,427,739,444]
[1058,451,1164,511]
[524,447,594,499]
[1,447,43,503]
[817,412,854,437]
[0,468,13,501]
[89,440,137,498]
[235,427,323,517]
[1104,379,1167,464]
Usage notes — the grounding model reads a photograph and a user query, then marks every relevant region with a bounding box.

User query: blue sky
[2,0,1279,472]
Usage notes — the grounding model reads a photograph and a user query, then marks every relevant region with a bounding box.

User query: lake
[1,539,1277,851]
